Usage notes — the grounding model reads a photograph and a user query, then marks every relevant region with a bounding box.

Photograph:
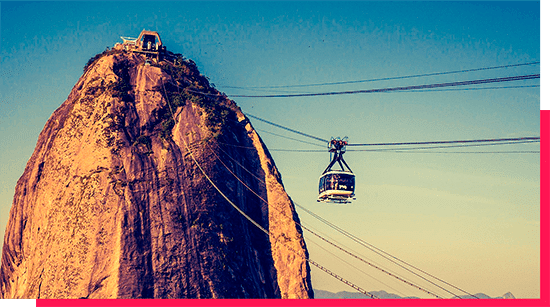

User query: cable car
[318,137,356,204]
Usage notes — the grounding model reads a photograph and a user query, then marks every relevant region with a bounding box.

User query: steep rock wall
[0,52,313,299]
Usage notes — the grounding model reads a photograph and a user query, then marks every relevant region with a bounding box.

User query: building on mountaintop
[115,30,167,61]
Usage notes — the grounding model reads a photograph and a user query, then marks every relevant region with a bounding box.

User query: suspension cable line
[302,219,444,298]
[390,84,539,93]
[348,136,540,147]
[391,150,539,154]
[214,142,487,298]
[256,128,327,147]
[182,82,540,98]
[246,112,540,149]
[217,140,539,153]
[222,61,540,89]
[213,111,533,298]
[176,82,540,98]
[295,203,480,299]
[161,70,525,299]
[209,143,460,298]
[229,74,539,98]
[305,235,409,298]
[245,113,328,143]
[162,78,379,299]
[347,140,540,152]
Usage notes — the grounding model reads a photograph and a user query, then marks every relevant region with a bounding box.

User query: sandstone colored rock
[0,51,313,299]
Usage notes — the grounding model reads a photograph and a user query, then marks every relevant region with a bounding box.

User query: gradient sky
[0,1,541,299]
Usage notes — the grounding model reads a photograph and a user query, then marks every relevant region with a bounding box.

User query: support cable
[245,112,540,149]
[162,79,378,299]
[177,82,540,97]
[348,140,540,151]
[161,73,517,298]
[217,141,539,154]
[304,227,409,297]
[216,144,418,294]
[392,84,539,93]
[208,144,452,298]
[222,62,540,89]
[348,136,540,147]
[213,142,481,298]
[256,128,327,147]
[392,150,539,154]
[206,145,384,297]
[295,203,480,299]
[212,129,540,297]
[228,74,540,98]
[245,113,328,143]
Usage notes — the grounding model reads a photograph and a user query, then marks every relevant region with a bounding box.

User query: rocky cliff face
[0,50,313,299]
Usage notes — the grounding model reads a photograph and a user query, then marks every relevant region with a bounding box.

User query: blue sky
[0,1,541,299]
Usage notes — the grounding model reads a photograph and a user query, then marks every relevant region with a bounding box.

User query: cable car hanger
[323,138,353,174]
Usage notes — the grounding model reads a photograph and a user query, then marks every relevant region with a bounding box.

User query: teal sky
[0,1,541,299]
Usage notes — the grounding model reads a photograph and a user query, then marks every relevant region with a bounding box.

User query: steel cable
[210,143,459,298]
[221,62,540,89]
[162,77,379,299]
[228,74,539,98]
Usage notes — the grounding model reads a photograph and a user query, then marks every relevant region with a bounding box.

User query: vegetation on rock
[156,55,233,140]
[109,59,133,102]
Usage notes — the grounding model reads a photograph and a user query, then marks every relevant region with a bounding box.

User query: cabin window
[336,175,355,191]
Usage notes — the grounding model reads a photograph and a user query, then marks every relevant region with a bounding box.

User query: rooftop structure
[116,30,167,60]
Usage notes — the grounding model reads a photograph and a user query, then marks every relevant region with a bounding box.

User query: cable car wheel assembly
[317,137,356,204]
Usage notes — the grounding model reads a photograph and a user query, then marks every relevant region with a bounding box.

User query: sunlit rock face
[0,51,313,299]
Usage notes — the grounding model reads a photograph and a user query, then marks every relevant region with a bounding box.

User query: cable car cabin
[318,171,356,204]
[317,137,356,204]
